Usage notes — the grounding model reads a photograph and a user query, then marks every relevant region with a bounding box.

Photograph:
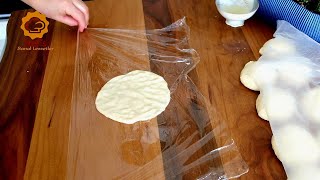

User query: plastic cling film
[242,20,320,179]
[68,18,248,180]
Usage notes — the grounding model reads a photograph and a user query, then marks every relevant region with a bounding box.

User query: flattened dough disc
[95,70,171,124]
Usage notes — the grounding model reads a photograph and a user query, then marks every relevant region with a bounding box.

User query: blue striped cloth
[257,0,320,43]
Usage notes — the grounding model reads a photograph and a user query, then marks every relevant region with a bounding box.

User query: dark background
[0,0,31,14]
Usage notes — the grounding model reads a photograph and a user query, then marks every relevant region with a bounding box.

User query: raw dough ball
[259,37,296,56]
[287,166,320,180]
[273,125,320,165]
[264,88,296,122]
[240,61,259,91]
[256,94,268,121]
[271,136,280,159]
[240,61,277,91]
[301,87,320,124]
[276,57,312,88]
[95,70,171,124]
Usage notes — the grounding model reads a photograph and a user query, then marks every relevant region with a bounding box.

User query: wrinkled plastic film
[255,21,320,178]
[68,18,248,179]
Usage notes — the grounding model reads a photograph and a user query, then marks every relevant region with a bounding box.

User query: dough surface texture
[256,94,268,121]
[240,61,277,91]
[276,57,312,88]
[259,37,296,56]
[96,70,171,124]
[264,88,296,122]
[301,87,320,124]
[287,167,320,180]
[273,125,320,165]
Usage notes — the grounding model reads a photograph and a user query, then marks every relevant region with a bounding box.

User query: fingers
[72,0,89,25]
[57,15,79,27]
[65,2,87,32]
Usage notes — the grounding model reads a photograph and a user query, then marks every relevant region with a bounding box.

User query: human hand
[22,0,89,32]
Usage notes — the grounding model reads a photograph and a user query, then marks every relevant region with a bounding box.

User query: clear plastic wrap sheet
[249,21,320,179]
[68,18,248,180]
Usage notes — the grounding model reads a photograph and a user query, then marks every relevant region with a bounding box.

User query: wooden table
[0,0,286,179]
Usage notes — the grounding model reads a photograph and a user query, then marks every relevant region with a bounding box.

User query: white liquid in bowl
[222,5,250,14]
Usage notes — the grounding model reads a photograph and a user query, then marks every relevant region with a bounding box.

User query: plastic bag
[243,20,320,179]
[68,18,248,180]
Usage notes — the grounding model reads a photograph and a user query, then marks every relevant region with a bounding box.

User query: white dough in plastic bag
[301,87,320,124]
[259,36,296,56]
[256,94,268,121]
[273,125,320,165]
[287,166,320,180]
[241,20,320,179]
[240,60,278,91]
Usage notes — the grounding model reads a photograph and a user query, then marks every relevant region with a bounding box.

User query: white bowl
[216,0,259,27]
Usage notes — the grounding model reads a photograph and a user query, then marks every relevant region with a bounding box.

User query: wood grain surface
[0,0,287,179]
[23,22,77,180]
[0,10,55,180]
